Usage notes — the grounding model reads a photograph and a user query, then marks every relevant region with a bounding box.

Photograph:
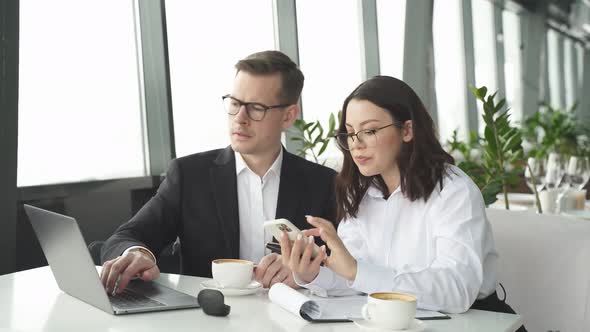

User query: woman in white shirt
[279,76,523,324]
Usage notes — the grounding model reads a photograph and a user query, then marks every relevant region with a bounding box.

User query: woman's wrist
[303,270,320,284]
[294,270,320,285]
[344,258,358,281]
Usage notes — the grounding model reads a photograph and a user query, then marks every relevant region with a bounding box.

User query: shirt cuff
[292,266,337,297]
[351,259,396,294]
[123,246,157,264]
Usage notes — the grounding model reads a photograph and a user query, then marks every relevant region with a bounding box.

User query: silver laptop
[24,204,200,315]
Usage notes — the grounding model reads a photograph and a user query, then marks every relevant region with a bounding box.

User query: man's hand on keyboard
[100,250,160,295]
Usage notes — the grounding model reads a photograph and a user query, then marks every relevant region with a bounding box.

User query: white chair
[486,208,590,332]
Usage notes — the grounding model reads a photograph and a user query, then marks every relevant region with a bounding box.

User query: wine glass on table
[525,156,546,211]
[563,156,590,211]
[566,156,590,190]
[545,153,566,213]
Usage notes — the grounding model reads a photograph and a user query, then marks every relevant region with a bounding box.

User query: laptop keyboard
[109,288,165,309]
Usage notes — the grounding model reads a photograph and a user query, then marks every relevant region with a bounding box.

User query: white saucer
[489,202,530,211]
[353,318,425,332]
[496,193,535,205]
[562,209,590,220]
[200,279,262,296]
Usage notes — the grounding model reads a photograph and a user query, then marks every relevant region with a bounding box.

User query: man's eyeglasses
[222,95,291,121]
[334,122,403,151]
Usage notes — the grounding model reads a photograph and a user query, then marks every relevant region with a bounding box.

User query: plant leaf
[484,127,496,152]
[495,98,506,112]
[318,140,330,156]
[470,85,488,101]
[309,122,320,136]
[329,113,336,133]
[294,119,305,130]
[313,135,322,145]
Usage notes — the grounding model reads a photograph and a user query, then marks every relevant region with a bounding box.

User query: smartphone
[263,218,320,259]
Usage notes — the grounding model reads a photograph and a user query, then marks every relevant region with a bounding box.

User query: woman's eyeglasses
[334,122,402,150]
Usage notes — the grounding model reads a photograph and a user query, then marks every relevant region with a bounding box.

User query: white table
[0,267,522,331]
[491,193,590,218]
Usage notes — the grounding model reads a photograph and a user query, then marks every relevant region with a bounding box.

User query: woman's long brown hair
[335,76,454,222]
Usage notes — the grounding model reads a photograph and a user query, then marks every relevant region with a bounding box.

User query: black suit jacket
[101,146,337,278]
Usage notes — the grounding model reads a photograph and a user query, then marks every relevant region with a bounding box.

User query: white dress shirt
[126,149,283,265]
[297,164,498,314]
[236,149,282,263]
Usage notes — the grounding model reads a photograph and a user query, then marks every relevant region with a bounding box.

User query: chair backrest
[486,208,590,332]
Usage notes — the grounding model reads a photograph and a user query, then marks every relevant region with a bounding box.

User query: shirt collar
[266,148,283,179]
[366,182,402,199]
[235,148,283,179]
[235,151,248,175]
[366,186,383,198]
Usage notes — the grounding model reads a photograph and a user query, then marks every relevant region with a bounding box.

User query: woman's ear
[402,120,413,142]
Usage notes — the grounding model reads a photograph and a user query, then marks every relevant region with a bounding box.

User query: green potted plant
[450,86,543,211]
[471,86,530,210]
[446,130,502,205]
[290,112,339,164]
[521,102,590,158]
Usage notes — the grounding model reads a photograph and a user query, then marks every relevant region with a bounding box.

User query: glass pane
[472,0,498,133]
[503,9,523,122]
[18,0,145,187]
[166,0,275,157]
[546,28,563,109]
[433,0,467,142]
[296,0,363,165]
[575,42,585,93]
[563,37,577,108]
[377,0,406,79]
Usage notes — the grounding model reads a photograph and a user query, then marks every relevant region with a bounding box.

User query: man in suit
[100,50,336,295]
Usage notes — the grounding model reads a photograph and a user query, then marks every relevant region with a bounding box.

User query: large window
[563,37,576,108]
[377,0,406,79]
[472,0,500,133]
[166,0,275,158]
[433,0,467,142]
[502,9,523,122]
[547,28,564,109]
[296,0,363,123]
[563,37,585,109]
[296,0,364,165]
[575,42,585,92]
[18,0,146,187]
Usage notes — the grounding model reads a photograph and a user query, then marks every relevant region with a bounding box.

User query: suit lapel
[210,146,240,258]
[276,150,304,227]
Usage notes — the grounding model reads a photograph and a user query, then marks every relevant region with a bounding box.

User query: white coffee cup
[539,188,558,214]
[362,292,417,330]
[211,259,254,288]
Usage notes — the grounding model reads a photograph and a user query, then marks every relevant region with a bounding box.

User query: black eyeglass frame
[222,94,292,121]
[333,120,404,151]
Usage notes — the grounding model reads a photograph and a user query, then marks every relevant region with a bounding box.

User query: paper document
[415,309,449,320]
[268,283,449,322]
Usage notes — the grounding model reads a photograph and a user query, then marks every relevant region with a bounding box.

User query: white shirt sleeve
[294,218,368,297]
[351,179,487,313]
[122,246,157,264]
